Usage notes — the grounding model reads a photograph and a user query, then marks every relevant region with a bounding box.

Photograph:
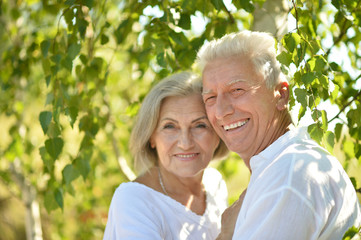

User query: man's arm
[216,189,247,240]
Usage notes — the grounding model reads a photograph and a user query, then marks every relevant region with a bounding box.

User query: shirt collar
[249,126,308,171]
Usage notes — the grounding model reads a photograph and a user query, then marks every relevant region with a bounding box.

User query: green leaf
[83,0,94,8]
[282,32,301,53]
[45,75,51,87]
[323,131,335,154]
[44,190,59,213]
[298,104,306,122]
[342,226,360,240]
[311,109,322,121]
[41,40,51,57]
[179,13,191,29]
[101,34,109,45]
[67,43,81,60]
[169,31,187,46]
[45,137,64,160]
[301,72,316,85]
[65,0,75,5]
[239,0,255,12]
[65,106,78,127]
[156,52,167,68]
[62,164,80,185]
[343,140,355,158]
[308,123,323,144]
[47,122,61,138]
[78,18,88,39]
[277,51,292,67]
[334,123,343,141]
[211,0,223,11]
[74,157,91,180]
[349,177,357,189]
[125,102,140,117]
[39,146,54,172]
[294,88,308,107]
[39,111,52,134]
[61,56,73,71]
[321,110,328,130]
[54,188,64,210]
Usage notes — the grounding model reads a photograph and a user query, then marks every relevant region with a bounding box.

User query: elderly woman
[103,72,229,239]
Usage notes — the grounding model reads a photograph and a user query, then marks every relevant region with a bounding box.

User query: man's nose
[215,94,234,119]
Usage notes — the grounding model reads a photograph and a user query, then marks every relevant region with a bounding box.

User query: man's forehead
[202,78,248,95]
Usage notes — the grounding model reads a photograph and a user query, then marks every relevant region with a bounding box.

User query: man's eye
[231,88,244,95]
[204,96,216,104]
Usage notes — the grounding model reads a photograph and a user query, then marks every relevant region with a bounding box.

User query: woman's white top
[233,127,361,240]
[103,168,228,240]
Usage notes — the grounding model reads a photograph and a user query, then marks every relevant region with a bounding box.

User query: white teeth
[177,154,196,158]
[224,120,248,131]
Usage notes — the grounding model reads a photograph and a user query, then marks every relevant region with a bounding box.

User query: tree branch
[222,3,235,24]
[328,90,361,123]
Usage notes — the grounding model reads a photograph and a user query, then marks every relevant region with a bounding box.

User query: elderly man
[196,30,361,240]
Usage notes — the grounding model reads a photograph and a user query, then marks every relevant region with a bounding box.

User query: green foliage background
[0,0,360,239]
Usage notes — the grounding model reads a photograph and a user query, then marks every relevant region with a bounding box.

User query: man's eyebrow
[202,89,212,95]
[226,78,247,86]
[202,79,247,95]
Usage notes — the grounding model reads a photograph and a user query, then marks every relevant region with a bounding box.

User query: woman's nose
[177,130,194,149]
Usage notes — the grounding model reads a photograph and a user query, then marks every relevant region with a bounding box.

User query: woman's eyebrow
[192,116,207,123]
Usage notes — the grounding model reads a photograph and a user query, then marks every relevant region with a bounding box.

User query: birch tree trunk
[252,0,290,39]
[10,158,43,240]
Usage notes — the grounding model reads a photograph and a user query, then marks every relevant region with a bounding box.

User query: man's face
[202,56,283,163]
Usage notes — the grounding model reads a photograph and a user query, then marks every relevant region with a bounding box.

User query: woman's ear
[149,137,155,149]
[276,81,289,111]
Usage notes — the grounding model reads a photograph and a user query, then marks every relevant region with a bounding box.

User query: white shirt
[103,168,228,240]
[233,127,361,240]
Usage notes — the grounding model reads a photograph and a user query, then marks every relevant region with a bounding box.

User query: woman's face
[150,94,220,178]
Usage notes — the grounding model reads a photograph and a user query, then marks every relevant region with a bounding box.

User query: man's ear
[275,81,289,111]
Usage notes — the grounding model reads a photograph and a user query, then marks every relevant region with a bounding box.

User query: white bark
[10,158,43,240]
[252,0,290,39]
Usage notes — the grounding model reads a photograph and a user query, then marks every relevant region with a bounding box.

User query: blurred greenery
[0,0,360,239]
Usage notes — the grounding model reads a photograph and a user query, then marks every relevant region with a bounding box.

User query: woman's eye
[196,123,207,128]
[163,124,175,129]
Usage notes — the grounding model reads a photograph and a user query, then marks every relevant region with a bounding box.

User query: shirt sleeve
[233,186,322,240]
[103,186,165,240]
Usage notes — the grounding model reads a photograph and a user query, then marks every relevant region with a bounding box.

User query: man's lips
[223,119,249,131]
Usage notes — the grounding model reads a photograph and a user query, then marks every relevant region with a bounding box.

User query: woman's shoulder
[203,167,223,182]
[113,181,157,200]
[203,167,226,193]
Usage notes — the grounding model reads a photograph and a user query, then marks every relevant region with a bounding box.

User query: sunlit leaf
[301,72,316,86]
[277,51,292,67]
[308,123,324,144]
[39,146,54,172]
[323,131,335,154]
[39,111,52,134]
[294,88,308,107]
[44,190,58,213]
[41,40,51,57]
[54,188,64,210]
[179,13,191,29]
[45,137,64,160]
[62,164,80,185]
